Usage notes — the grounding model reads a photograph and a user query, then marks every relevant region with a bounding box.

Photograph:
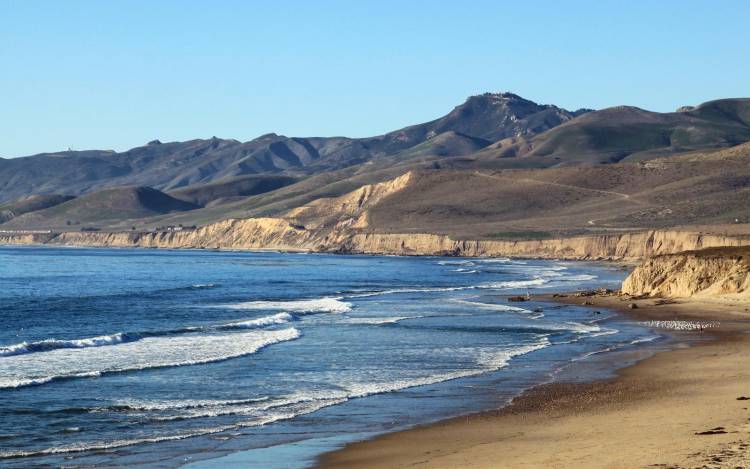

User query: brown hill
[479,99,750,164]
[0,194,74,223]
[168,174,298,207]
[3,187,198,230]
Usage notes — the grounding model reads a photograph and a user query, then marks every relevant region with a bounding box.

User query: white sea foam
[349,266,598,300]
[573,334,660,362]
[630,335,662,345]
[109,396,271,412]
[0,335,554,459]
[347,286,467,298]
[0,328,300,389]
[140,339,551,424]
[437,260,476,266]
[217,313,293,330]
[347,337,551,399]
[572,347,617,361]
[531,321,610,335]
[479,278,548,289]
[0,396,343,460]
[147,392,346,422]
[349,275,569,300]
[558,274,598,282]
[451,298,531,313]
[559,322,602,334]
[0,314,293,358]
[588,328,619,338]
[221,297,352,314]
[476,257,511,263]
[475,337,551,368]
[343,316,422,325]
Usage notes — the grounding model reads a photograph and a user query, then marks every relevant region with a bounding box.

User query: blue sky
[1,0,748,158]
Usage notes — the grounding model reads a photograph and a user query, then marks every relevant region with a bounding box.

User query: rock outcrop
[287,172,415,231]
[622,247,750,298]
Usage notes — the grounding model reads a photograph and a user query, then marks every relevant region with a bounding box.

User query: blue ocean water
[0,246,660,467]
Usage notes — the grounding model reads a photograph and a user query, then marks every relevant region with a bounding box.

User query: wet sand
[317,295,750,468]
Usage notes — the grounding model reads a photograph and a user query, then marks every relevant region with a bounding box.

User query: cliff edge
[622,247,750,299]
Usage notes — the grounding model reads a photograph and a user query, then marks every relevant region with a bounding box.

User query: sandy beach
[317,295,750,468]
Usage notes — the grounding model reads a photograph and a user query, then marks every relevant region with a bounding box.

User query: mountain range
[1,92,750,237]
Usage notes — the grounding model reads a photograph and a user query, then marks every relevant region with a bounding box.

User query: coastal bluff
[622,246,750,299]
[3,222,750,262]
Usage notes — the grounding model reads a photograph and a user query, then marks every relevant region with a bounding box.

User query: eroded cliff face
[50,218,318,251]
[286,172,415,231]
[622,248,750,298]
[0,232,55,245]
[338,231,750,259]
[3,223,750,262]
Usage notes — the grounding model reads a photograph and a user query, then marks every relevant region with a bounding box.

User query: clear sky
[1,0,748,158]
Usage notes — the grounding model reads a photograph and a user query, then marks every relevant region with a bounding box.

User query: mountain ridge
[0,92,585,202]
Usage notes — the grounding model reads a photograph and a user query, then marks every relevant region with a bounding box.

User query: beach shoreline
[316,294,750,468]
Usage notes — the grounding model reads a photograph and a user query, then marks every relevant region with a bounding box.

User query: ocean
[0,246,662,467]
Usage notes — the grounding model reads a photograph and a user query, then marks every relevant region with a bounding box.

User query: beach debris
[572,288,614,297]
[552,293,567,298]
[581,301,593,305]
[737,396,750,400]
[628,303,639,309]
[695,427,727,435]
[653,299,678,306]
[507,296,529,302]
[621,293,650,300]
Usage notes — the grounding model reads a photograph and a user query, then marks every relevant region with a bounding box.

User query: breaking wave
[0,328,301,389]
[0,333,138,358]
[0,313,295,358]
[216,312,293,330]
[220,297,352,314]
[479,278,548,289]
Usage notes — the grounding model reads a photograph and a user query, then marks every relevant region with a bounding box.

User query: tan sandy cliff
[622,247,750,299]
